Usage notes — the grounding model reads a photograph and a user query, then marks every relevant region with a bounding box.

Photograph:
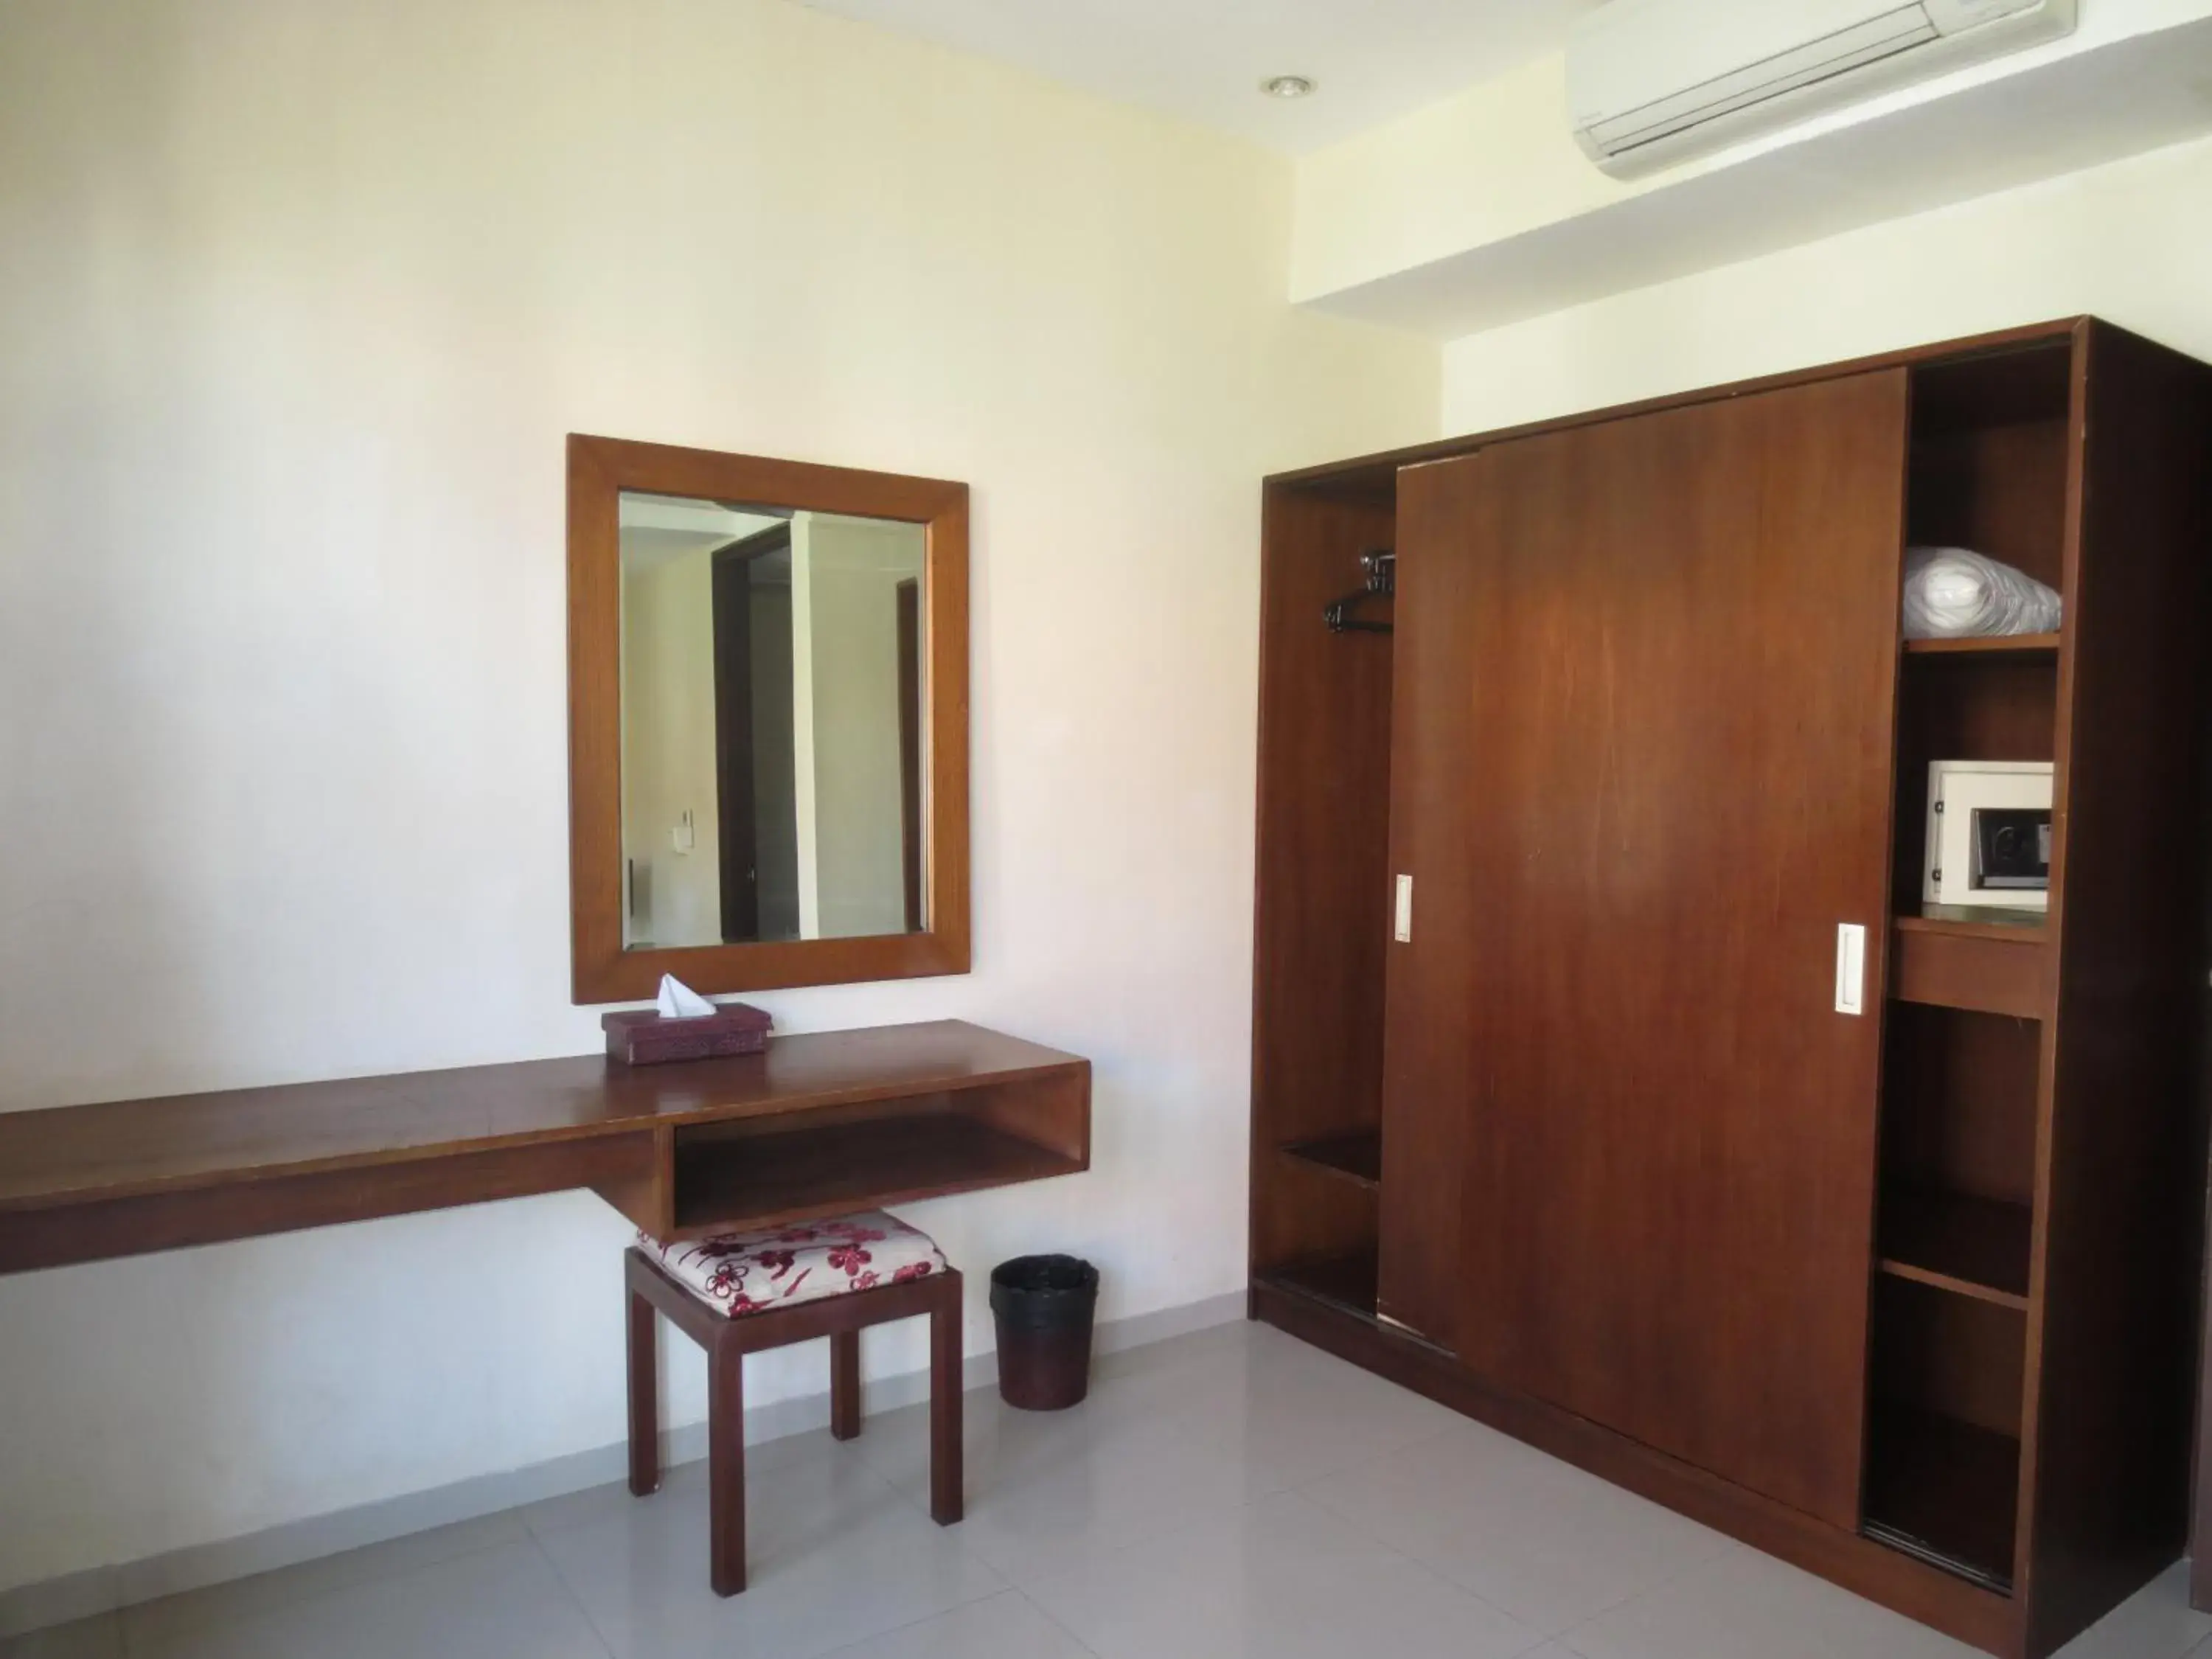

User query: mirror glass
[618,491,927,950]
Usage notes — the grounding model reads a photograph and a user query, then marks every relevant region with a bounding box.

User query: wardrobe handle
[1394,874,1413,943]
[1834,923,1867,1017]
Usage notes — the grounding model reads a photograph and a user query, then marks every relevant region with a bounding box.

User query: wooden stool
[625,1211,964,1596]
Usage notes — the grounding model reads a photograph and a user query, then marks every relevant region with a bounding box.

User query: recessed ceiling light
[1260,75,1316,100]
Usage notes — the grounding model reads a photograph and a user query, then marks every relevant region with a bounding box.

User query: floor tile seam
[860,1435,1262,1577]
[516,1525,623,1659]
[806,1587,1104,1659]
[1290,1462,1748,1644]
[1270,1419,1481,1520]
[520,1488,655,1547]
[844,1435,946,1523]
[1540,1534,1755,1659]
[1001,1491,1301,1601]
[841,1338,1246,1502]
[1235,1408,1489,1500]
[1008,1586,1108,1659]
[114,1523,546,1657]
[1267,1485,1561,1655]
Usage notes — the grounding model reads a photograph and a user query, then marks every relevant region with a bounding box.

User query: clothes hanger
[1324,549,1394,634]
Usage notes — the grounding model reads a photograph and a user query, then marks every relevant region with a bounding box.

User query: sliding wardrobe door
[1381,372,1909,1527]
[1373,451,1487,1348]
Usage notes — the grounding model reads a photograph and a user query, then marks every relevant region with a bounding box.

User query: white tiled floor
[9,1319,2209,1659]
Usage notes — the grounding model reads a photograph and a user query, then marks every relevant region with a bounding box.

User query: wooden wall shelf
[1281,1130,1382,1189]
[1893,914,2046,940]
[1903,634,2060,658]
[1879,1186,2034,1310]
[671,1105,1085,1237]
[0,1020,1091,1275]
[1891,922,2048,1020]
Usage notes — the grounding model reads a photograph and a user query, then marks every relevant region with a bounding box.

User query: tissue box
[602,1001,773,1066]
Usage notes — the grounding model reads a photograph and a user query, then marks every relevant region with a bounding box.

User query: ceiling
[793,0,1609,153]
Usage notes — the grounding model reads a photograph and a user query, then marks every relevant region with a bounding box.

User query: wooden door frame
[710,524,791,946]
[896,577,924,934]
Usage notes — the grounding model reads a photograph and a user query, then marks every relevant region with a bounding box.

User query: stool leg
[627,1280,660,1498]
[830,1329,862,1441]
[709,1336,748,1596]
[928,1270,964,1526]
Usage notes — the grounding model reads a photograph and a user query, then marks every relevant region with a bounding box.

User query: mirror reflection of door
[711,525,795,944]
[619,493,925,950]
[897,577,922,933]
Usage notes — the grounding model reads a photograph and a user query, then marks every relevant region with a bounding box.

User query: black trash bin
[990,1255,1099,1411]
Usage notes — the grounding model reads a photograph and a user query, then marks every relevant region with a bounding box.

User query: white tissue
[1902,546,2062,639]
[655,974,718,1020]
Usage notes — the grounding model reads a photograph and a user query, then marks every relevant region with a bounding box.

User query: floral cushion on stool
[637,1211,947,1318]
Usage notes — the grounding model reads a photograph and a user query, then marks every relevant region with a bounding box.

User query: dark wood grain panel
[1371,453,1484,1348]
[0,1134,657,1275]
[1281,1130,1382,1188]
[2023,321,2212,1656]
[1422,372,1909,1528]
[1908,414,2071,593]
[1249,484,1397,1273]
[1880,1002,2041,1209]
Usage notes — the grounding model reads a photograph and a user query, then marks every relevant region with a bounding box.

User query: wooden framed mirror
[567,435,970,1003]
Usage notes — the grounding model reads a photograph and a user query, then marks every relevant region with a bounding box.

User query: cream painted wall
[0,0,1437,1596]
[620,548,722,949]
[1293,55,1624,303]
[1439,134,2212,435]
[796,514,924,941]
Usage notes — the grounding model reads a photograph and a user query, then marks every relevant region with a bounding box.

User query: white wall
[620,546,722,948]
[1440,133,2212,433]
[795,513,923,940]
[0,0,1437,1596]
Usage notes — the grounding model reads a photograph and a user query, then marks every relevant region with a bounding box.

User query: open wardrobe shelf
[1279,1129,1383,1188]
[1902,633,2060,658]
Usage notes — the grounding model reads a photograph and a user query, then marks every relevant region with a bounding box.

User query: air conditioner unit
[1568,0,2077,175]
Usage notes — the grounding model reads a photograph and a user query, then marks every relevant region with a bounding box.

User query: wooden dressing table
[0,1020,1090,1276]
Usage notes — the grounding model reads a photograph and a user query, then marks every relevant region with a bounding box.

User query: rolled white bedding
[1902,546,2062,640]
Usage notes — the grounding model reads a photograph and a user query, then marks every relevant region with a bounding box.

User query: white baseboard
[0,1289,1246,1640]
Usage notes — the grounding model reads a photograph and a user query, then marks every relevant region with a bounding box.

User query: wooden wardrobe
[1248,318,2212,1659]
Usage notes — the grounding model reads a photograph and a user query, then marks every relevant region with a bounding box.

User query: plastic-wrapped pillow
[1902,546,2062,639]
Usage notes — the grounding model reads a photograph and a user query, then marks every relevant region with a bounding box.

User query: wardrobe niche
[1248,319,2212,1659]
